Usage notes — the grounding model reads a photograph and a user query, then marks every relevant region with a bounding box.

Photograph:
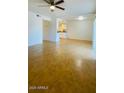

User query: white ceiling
[29,0,96,19]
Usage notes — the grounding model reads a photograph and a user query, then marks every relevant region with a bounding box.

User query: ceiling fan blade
[43,0,50,4]
[55,0,64,5]
[55,6,65,10]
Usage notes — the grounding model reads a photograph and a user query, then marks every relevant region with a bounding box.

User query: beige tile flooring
[28,39,96,93]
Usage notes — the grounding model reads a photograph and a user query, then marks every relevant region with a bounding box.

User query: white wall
[67,19,93,41]
[93,19,96,56]
[43,20,51,41]
[28,11,43,46]
[50,17,59,42]
[43,17,59,42]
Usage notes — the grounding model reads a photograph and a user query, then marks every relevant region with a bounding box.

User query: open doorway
[43,19,51,41]
[57,19,68,40]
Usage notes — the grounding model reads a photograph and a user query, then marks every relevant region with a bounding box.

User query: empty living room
[2,0,124,93]
[28,0,96,93]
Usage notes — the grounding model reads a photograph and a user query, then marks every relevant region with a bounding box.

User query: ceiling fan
[38,0,65,12]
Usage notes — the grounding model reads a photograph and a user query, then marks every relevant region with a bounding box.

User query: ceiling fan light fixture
[50,5,55,10]
[78,16,84,20]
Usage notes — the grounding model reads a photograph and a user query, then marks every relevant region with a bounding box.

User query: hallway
[28,39,96,93]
